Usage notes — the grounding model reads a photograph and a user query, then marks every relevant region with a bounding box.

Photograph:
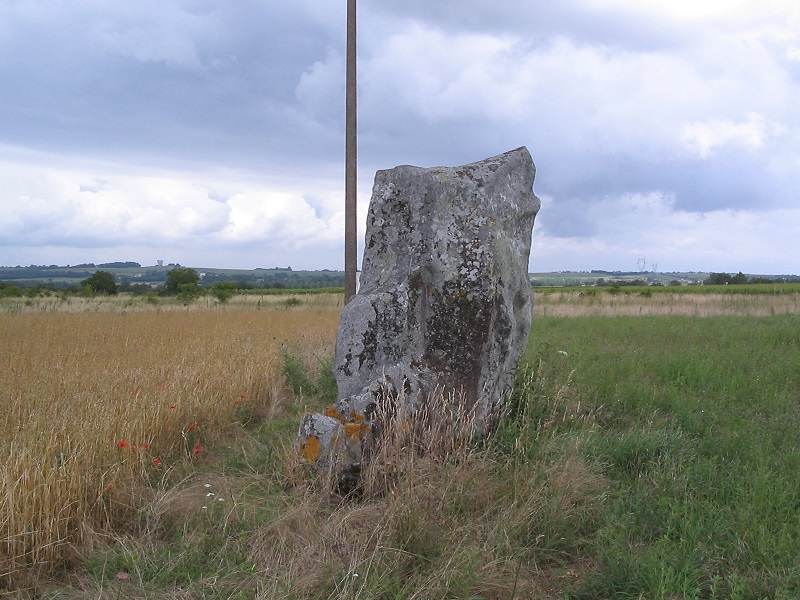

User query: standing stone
[297,147,540,480]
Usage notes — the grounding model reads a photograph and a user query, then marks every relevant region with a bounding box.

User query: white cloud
[680,113,778,158]
[0,155,351,268]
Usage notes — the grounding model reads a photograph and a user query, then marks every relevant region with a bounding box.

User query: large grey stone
[297,147,540,481]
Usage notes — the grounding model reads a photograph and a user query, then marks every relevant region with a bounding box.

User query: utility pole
[344,0,358,303]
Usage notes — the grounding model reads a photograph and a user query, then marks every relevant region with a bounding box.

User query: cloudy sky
[1,0,798,274]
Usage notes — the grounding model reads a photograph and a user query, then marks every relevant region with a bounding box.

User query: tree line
[703,272,796,285]
[0,267,344,299]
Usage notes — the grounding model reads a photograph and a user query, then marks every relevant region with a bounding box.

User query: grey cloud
[0,2,342,168]
[366,0,703,52]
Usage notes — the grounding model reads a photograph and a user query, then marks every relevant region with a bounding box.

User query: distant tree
[705,272,749,285]
[176,283,202,305]
[82,270,119,295]
[731,271,748,284]
[705,272,732,285]
[0,283,22,297]
[165,267,200,294]
[211,281,236,303]
[98,261,141,268]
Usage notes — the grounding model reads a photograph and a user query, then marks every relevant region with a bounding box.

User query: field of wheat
[0,299,339,590]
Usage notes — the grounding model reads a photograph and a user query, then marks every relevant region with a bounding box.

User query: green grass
[21,312,800,599]
[525,314,800,599]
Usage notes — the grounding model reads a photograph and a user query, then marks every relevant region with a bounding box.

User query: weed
[279,347,337,404]
[283,297,303,308]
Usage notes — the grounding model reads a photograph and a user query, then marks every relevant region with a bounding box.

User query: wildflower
[193,446,201,456]
[153,457,162,466]
[188,422,202,431]
[117,440,128,448]
[141,443,150,449]
[169,405,176,409]
[130,445,138,452]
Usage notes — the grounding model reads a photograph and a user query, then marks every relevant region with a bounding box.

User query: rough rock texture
[297,147,540,480]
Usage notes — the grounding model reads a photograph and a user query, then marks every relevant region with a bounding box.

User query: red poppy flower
[192,448,201,456]
[153,457,162,466]
[141,443,150,449]
[117,441,128,448]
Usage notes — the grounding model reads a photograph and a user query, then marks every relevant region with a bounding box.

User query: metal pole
[344,0,357,303]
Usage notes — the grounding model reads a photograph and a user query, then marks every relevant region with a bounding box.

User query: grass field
[1,291,798,598]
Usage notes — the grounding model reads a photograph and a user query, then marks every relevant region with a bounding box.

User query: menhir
[297,147,541,488]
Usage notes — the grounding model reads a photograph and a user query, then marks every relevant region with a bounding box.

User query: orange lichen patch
[344,421,369,442]
[325,405,340,420]
[348,411,365,425]
[341,411,369,442]
[300,436,320,463]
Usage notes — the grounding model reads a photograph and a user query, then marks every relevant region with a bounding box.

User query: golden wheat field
[1,289,798,593]
[0,297,340,587]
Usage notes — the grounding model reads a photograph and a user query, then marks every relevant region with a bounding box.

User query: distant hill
[0,263,345,290]
[1,263,797,290]
[528,271,710,286]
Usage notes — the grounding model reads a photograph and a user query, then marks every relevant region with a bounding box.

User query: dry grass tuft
[256,379,608,599]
